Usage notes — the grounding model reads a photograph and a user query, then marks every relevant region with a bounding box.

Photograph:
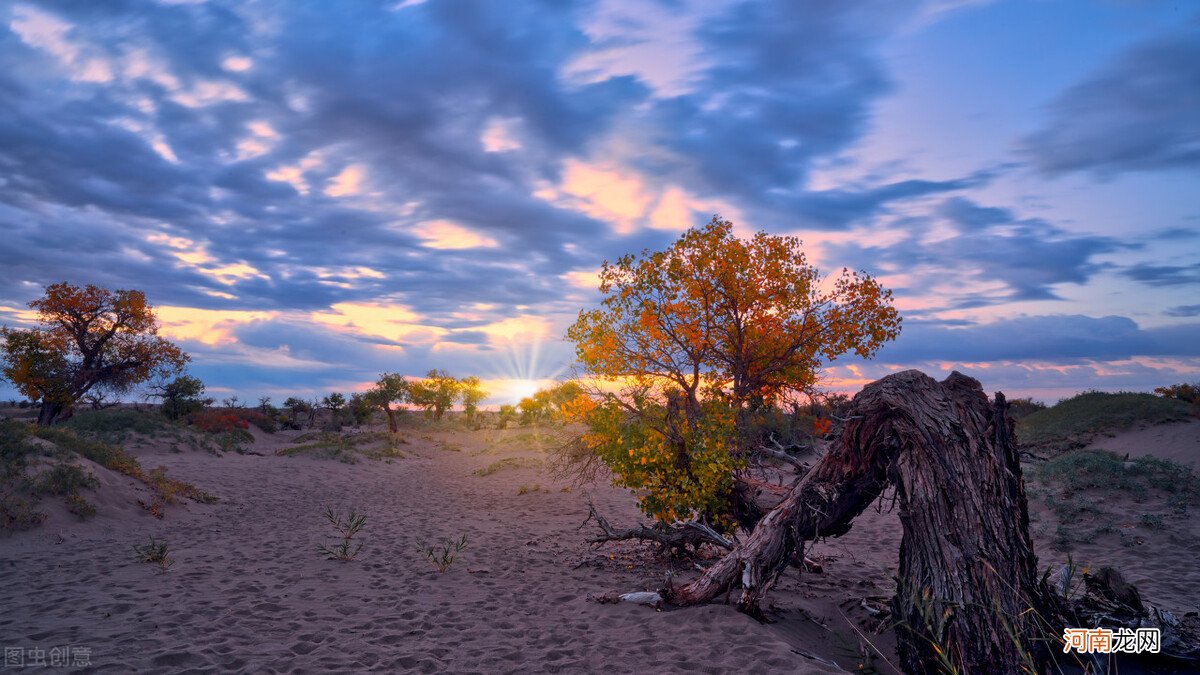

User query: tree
[365,373,409,433]
[408,369,460,420]
[458,376,487,420]
[323,392,346,416]
[565,218,900,527]
[148,374,211,420]
[347,392,375,426]
[1,282,188,426]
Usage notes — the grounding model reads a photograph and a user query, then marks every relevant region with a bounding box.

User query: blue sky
[0,0,1197,404]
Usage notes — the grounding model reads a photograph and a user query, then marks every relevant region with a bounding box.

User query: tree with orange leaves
[565,217,901,528]
[1,282,188,426]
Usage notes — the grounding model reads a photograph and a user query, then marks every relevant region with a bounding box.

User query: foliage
[496,404,517,429]
[516,381,585,426]
[148,375,211,420]
[408,369,461,420]
[364,373,409,433]
[1,491,45,532]
[188,409,249,433]
[565,217,900,527]
[1017,391,1191,453]
[133,536,173,570]
[416,534,468,573]
[459,376,487,420]
[1155,382,1200,405]
[1005,397,1047,421]
[34,463,98,496]
[0,282,188,425]
[317,506,367,561]
[347,392,376,426]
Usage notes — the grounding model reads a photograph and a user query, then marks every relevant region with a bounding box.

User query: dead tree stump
[665,370,1055,673]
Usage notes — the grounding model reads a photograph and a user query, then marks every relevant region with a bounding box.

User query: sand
[1,418,1197,673]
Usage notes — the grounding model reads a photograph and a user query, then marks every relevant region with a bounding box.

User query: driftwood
[581,500,733,552]
[602,370,1200,673]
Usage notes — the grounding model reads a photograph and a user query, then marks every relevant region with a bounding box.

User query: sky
[0,0,1197,405]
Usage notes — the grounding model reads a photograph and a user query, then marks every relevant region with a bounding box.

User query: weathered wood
[664,370,1054,672]
[581,499,733,552]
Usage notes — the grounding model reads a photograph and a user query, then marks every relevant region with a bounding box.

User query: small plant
[317,506,367,561]
[1139,513,1165,530]
[417,534,468,572]
[65,492,96,519]
[34,463,99,496]
[133,536,173,570]
[516,484,542,495]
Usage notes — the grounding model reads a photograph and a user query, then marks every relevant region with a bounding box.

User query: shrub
[1155,382,1200,406]
[317,506,366,561]
[417,534,468,572]
[1,491,45,532]
[65,492,96,519]
[34,463,98,496]
[188,409,249,433]
[133,536,173,570]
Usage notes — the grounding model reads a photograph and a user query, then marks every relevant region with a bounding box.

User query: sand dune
[1,419,1196,673]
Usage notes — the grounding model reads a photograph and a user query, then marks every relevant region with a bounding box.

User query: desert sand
[1,418,1197,673]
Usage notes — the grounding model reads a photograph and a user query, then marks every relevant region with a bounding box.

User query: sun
[509,379,542,402]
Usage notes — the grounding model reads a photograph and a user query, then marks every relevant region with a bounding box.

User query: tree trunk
[36,400,68,426]
[384,407,398,434]
[665,370,1054,673]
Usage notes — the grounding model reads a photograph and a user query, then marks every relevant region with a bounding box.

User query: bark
[664,370,1055,673]
[384,407,398,434]
[36,400,69,426]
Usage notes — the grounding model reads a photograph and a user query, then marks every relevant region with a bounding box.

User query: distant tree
[347,392,376,427]
[148,374,212,420]
[322,392,347,427]
[1155,382,1200,405]
[281,397,313,429]
[81,390,117,411]
[365,373,409,433]
[1,282,188,426]
[517,381,585,425]
[497,404,517,429]
[257,396,273,415]
[222,395,244,408]
[409,369,460,420]
[459,376,487,420]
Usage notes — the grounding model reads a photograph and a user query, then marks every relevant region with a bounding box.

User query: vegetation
[0,282,188,426]
[1017,391,1192,453]
[1155,381,1200,406]
[1027,448,1200,550]
[133,536,173,570]
[564,217,900,529]
[516,381,585,426]
[317,506,367,561]
[147,375,211,420]
[473,456,542,476]
[417,534,468,573]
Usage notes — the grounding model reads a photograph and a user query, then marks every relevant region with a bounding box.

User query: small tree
[409,369,460,420]
[149,374,211,420]
[459,376,487,420]
[322,392,347,428]
[366,373,409,433]
[565,217,900,528]
[1,282,188,426]
[347,392,375,427]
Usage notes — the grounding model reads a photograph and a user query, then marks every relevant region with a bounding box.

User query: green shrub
[34,463,98,496]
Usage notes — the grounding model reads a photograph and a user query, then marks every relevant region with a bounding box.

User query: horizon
[1,1,1198,406]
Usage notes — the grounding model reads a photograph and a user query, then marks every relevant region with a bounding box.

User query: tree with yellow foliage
[565,217,900,529]
[1,282,188,426]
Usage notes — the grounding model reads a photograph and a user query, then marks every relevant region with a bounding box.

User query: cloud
[1022,23,1200,176]
[1122,263,1200,287]
[880,315,1200,364]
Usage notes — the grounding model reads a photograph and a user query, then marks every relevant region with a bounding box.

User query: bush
[34,463,98,496]
[188,409,249,433]
[1155,382,1200,406]
[63,408,173,443]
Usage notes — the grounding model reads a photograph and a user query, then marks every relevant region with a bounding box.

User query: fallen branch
[581,499,733,552]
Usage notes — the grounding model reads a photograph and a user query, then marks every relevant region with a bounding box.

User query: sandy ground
[1,418,1197,673]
